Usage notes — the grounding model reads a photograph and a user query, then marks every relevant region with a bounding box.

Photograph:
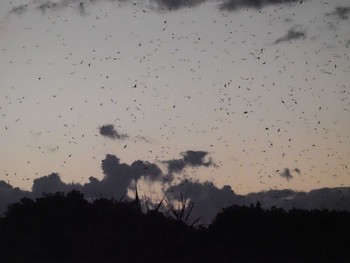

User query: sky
[0,0,349,219]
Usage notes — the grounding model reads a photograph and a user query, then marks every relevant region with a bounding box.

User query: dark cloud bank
[1,151,349,223]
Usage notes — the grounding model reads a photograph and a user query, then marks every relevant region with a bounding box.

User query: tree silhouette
[0,191,349,262]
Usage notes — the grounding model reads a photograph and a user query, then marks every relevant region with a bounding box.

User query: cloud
[326,6,350,20]
[36,0,74,13]
[9,4,28,15]
[0,150,211,215]
[18,0,206,14]
[165,150,213,173]
[82,154,163,198]
[151,0,206,10]
[0,181,30,215]
[246,188,298,208]
[0,173,349,224]
[8,0,90,15]
[0,154,164,212]
[274,25,306,44]
[78,2,88,15]
[167,180,246,223]
[133,135,152,143]
[167,184,350,223]
[166,180,350,223]
[0,154,348,223]
[10,0,308,14]
[99,124,128,140]
[32,173,80,196]
[294,187,350,210]
[246,187,350,211]
[219,0,306,11]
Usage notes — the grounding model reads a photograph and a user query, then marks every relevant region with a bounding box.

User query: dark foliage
[0,191,349,262]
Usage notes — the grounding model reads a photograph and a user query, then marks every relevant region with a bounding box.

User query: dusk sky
[0,0,349,206]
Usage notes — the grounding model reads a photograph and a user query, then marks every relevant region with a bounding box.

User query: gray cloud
[99,124,128,140]
[109,154,158,182]
[9,4,28,15]
[219,0,305,11]
[32,173,80,196]
[326,6,350,20]
[151,0,206,10]
[0,150,210,214]
[274,25,306,44]
[0,154,348,224]
[78,2,88,15]
[0,181,30,215]
[8,0,91,15]
[10,0,308,14]
[167,181,246,223]
[165,150,213,173]
[134,135,152,143]
[36,1,61,13]
[168,180,350,223]
[81,154,163,198]
[246,187,350,211]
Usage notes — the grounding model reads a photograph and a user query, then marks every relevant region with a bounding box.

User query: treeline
[0,190,349,262]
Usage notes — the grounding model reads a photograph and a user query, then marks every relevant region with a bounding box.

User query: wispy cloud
[9,4,28,15]
[274,25,306,44]
[325,6,350,20]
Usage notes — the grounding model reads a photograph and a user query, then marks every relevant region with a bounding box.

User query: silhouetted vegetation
[0,191,349,262]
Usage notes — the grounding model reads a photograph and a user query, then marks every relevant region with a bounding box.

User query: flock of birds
[0,0,349,193]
